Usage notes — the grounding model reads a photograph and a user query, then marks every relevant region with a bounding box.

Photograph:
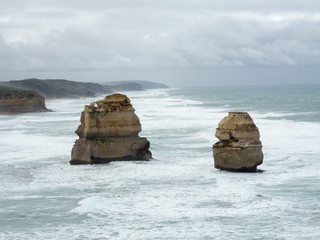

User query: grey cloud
[0,0,320,85]
[2,0,320,12]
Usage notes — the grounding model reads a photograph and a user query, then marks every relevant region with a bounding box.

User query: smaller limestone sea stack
[212,112,263,172]
[70,93,152,164]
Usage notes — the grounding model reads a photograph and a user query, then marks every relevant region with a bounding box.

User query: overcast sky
[1,0,320,86]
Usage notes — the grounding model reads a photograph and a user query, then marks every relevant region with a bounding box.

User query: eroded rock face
[70,93,152,164]
[212,112,263,172]
[0,88,49,114]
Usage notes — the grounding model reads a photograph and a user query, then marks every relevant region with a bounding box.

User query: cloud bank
[0,0,320,85]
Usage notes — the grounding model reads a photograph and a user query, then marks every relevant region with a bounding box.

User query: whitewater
[1,85,320,239]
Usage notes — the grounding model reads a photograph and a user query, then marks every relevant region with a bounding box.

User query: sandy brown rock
[212,112,263,172]
[0,86,49,114]
[70,93,152,164]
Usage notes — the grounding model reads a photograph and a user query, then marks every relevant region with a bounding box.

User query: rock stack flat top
[0,85,50,114]
[70,93,152,164]
[213,112,263,172]
[75,93,141,139]
[215,112,261,145]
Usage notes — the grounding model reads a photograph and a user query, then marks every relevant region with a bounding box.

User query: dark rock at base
[70,138,151,164]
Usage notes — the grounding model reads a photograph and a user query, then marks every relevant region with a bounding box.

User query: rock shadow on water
[217,168,265,173]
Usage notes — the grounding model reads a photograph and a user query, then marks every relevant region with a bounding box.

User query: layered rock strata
[0,86,49,114]
[212,112,263,172]
[70,93,152,164]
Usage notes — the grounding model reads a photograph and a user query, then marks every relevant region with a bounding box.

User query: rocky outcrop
[0,85,50,114]
[212,112,263,172]
[70,93,152,164]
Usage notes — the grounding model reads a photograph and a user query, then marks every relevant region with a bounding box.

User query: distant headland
[0,78,169,114]
[105,80,169,90]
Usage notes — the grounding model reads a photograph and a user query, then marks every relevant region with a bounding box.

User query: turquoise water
[171,85,320,122]
[0,85,320,239]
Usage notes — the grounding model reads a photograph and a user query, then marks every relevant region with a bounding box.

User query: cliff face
[0,86,49,114]
[212,112,263,172]
[70,93,152,164]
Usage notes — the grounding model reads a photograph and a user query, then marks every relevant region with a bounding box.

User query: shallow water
[1,85,320,239]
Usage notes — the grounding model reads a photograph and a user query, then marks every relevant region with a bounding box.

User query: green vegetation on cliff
[0,85,27,92]
[1,78,112,99]
[0,78,169,99]
[0,85,38,99]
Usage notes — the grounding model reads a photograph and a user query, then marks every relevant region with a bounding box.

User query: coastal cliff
[0,85,50,114]
[0,79,169,99]
[70,93,152,164]
[212,112,263,172]
[0,78,112,99]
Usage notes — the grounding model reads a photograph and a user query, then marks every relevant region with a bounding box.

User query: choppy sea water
[0,85,320,240]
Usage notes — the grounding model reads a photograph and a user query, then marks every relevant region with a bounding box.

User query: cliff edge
[0,85,50,114]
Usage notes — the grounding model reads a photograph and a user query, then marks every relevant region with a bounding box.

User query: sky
[0,0,320,87]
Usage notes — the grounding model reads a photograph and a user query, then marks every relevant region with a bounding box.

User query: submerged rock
[212,112,263,172]
[70,93,152,164]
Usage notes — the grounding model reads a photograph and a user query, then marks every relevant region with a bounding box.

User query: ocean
[1,85,320,239]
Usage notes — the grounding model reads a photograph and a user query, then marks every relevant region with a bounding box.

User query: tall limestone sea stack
[212,112,263,172]
[70,93,152,164]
